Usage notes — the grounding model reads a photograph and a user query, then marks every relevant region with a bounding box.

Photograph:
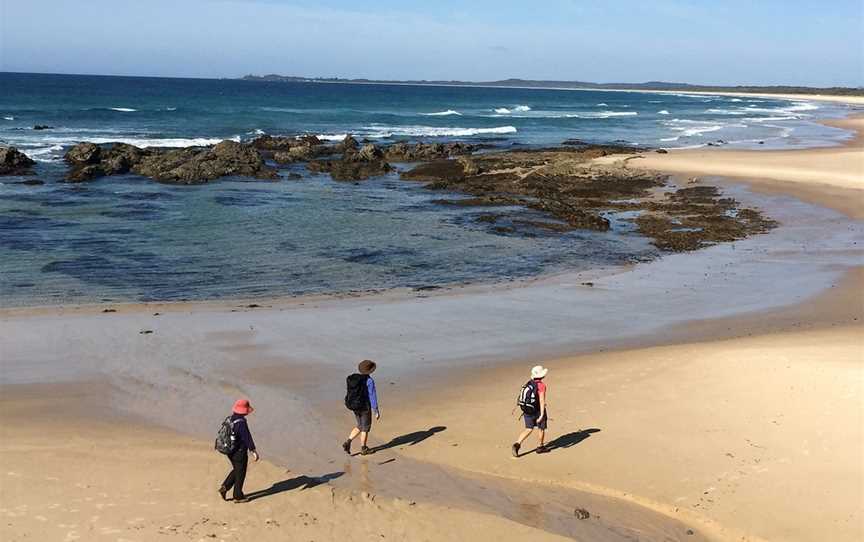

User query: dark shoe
[360,446,371,456]
[218,486,228,501]
[233,497,250,503]
[511,443,520,457]
[536,445,550,454]
[342,440,351,454]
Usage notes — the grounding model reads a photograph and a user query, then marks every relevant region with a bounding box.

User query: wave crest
[422,110,462,116]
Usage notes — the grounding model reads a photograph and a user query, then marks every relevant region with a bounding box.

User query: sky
[1,0,862,86]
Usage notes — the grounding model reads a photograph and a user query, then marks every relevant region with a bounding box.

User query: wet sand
[1,113,863,540]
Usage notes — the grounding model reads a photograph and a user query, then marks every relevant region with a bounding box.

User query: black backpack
[214,416,240,455]
[517,380,539,415]
[345,373,370,411]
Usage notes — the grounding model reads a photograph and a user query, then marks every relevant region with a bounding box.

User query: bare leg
[360,431,369,448]
[516,428,533,445]
[348,427,361,441]
[538,429,546,447]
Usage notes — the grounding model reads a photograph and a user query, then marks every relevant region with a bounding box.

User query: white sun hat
[531,365,549,379]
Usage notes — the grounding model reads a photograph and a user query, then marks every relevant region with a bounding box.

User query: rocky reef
[0,146,36,175]
[400,144,776,251]
[8,134,776,252]
[63,140,277,183]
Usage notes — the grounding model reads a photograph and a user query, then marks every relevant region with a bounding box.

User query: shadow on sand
[540,428,601,453]
[371,426,447,453]
[246,471,344,502]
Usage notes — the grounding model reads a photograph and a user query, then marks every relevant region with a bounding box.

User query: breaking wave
[494,105,531,114]
[422,110,462,116]
[318,125,517,140]
[110,107,137,112]
[657,110,670,115]
[564,111,638,119]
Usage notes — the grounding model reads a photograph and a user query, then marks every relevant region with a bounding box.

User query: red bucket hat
[232,399,254,415]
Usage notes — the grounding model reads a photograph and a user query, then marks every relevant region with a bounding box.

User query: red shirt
[535,379,547,395]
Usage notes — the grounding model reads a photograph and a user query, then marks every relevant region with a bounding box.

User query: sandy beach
[2,110,863,541]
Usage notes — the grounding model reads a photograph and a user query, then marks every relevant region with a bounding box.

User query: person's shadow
[246,471,344,502]
[541,428,601,453]
[371,426,446,453]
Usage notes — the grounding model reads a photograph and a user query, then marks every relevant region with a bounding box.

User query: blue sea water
[0,73,859,306]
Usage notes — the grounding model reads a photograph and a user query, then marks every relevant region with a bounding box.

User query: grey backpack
[215,416,239,455]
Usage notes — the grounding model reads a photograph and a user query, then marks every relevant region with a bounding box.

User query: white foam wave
[316,133,350,142]
[729,98,743,102]
[25,145,65,162]
[248,129,266,136]
[422,110,462,116]
[3,116,13,121]
[565,111,638,119]
[110,107,137,112]
[494,105,531,114]
[31,135,240,148]
[741,101,819,116]
[657,110,670,115]
[166,107,177,111]
[662,118,744,137]
[597,103,608,107]
[742,116,798,123]
[317,126,519,140]
[705,108,748,115]
[364,125,517,138]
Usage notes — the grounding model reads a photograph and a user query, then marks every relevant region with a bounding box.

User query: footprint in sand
[63,532,80,541]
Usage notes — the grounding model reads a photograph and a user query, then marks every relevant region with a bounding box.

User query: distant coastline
[240,74,864,97]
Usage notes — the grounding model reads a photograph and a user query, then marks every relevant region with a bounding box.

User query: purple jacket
[230,413,256,452]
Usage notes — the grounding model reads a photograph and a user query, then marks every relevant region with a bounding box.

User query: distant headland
[239,74,864,97]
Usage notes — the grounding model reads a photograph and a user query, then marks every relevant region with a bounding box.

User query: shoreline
[2,107,863,540]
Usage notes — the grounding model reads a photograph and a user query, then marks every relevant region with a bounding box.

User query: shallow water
[0,169,659,306]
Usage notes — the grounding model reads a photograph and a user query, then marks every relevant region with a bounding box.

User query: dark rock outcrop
[0,146,36,175]
[273,144,321,164]
[382,142,477,162]
[133,140,277,184]
[335,135,359,153]
[64,142,151,182]
[62,140,276,183]
[307,142,392,181]
[399,145,776,245]
[307,159,391,181]
[33,125,53,130]
[251,134,323,151]
[65,142,102,165]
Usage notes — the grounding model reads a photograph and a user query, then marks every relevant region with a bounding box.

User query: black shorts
[353,409,372,432]
[523,412,548,430]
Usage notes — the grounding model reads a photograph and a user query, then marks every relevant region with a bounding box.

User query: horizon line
[2,70,862,92]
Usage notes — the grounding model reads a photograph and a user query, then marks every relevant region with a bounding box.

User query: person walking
[342,359,380,456]
[218,399,260,503]
[512,365,549,457]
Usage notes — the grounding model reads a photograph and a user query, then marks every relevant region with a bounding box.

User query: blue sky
[2,0,862,86]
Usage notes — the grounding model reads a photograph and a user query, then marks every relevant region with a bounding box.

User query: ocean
[0,73,859,306]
